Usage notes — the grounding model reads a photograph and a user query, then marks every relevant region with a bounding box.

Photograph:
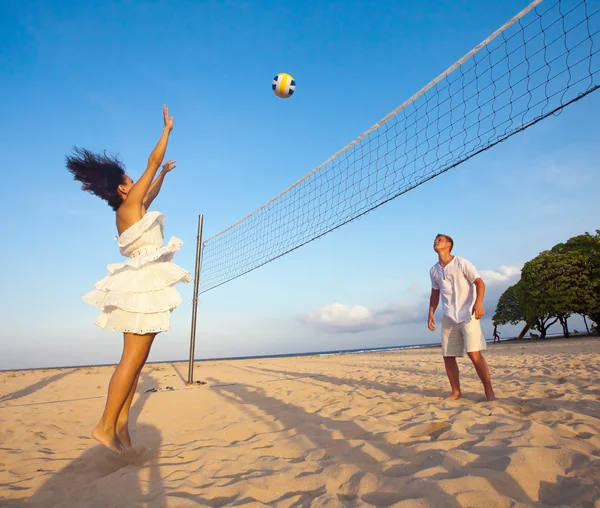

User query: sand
[1,337,599,507]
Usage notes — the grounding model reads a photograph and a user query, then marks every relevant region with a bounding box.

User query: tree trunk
[590,313,600,329]
[517,324,530,340]
[538,316,558,339]
[558,314,570,337]
[536,319,547,338]
[582,314,590,334]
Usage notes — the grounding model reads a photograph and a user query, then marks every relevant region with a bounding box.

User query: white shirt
[430,256,481,324]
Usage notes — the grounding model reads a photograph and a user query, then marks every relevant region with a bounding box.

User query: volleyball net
[197,0,600,295]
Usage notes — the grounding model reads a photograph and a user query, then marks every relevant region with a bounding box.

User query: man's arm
[473,277,485,319]
[428,288,440,331]
[458,257,486,320]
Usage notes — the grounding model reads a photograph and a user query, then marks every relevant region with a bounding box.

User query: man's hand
[472,278,486,320]
[473,302,485,319]
[428,314,436,331]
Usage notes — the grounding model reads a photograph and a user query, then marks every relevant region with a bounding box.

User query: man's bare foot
[116,425,132,449]
[92,426,124,456]
[445,392,462,400]
[485,389,497,401]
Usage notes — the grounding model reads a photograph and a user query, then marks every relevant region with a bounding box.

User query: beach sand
[1,337,599,507]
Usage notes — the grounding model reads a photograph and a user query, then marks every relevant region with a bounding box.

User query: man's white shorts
[441,314,487,357]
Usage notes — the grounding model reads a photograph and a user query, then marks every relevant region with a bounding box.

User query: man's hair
[437,234,454,252]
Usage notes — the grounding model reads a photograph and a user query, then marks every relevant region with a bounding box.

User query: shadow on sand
[7,373,166,508]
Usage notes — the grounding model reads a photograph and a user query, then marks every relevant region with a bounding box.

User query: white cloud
[479,264,523,286]
[301,302,422,334]
[477,264,524,320]
[405,282,420,294]
[301,263,524,334]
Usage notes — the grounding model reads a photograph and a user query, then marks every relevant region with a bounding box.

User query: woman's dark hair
[66,147,126,211]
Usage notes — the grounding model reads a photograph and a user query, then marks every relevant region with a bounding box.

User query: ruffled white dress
[83,211,192,334]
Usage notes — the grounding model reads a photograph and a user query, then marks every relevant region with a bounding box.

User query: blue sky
[1,0,598,370]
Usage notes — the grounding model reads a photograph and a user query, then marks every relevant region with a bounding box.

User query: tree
[521,249,598,337]
[493,281,526,326]
[551,230,600,330]
[493,230,600,338]
[493,279,557,338]
[551,230,600,257]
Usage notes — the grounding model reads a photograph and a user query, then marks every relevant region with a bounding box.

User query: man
[428,234,496,401]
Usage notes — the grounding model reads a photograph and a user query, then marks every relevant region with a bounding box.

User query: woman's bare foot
[116,425,132,449]
[92,425,124,456]
[445,392,462,400]
[485,388,497,401]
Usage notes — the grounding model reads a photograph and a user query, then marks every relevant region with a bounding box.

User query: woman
[66,105,191,455]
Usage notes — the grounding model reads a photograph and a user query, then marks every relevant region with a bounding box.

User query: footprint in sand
[421,421,451,441]
[492,402,535,416]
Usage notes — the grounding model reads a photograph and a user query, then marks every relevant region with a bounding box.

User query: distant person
[66,105,191,455]
[493,325,501,344]
[427,234,496,401]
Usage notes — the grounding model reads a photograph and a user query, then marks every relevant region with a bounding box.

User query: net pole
[186,214,204,385]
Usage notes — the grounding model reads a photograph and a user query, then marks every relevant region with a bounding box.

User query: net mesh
[199,0,600,294]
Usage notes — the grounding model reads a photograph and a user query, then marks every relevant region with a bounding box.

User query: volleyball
[272,73,296,98]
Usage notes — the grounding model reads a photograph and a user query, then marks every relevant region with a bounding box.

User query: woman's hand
[163,104,174,131]
[162,160,176,173]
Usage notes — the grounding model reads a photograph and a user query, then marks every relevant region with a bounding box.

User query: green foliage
[494,230,600,337]
[551,230,600,326]
[493,281,526,326]
[492,279,557,338]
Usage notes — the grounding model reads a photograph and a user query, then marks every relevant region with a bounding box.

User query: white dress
[83,211,192,334]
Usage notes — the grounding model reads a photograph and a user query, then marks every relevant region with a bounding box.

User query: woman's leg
[92,333,155,454]
[115,337,154,448]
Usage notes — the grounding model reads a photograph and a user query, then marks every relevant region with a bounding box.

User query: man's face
[433,235,451,253]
